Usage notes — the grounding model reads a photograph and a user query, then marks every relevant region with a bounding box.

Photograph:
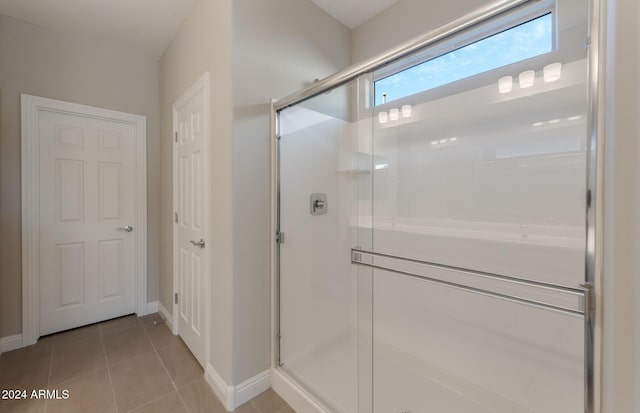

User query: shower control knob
[310,193,328,215]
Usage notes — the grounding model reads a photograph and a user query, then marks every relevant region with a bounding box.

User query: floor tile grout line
[106,348,157,369]
[174,376,202,392]
[100,321,120,413]
[44,335,55,413]
[124,385,177,413]
[115,316,178,412]
[48,335,108,389]
[102,318,156,368]
[141,316,193,413]
[46,364,110,389]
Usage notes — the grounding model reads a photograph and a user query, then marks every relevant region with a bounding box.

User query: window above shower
[374,12,555,106]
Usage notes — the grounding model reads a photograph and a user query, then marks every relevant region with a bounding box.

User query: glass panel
[373,269,584,413]
[278,74,373,413]
[371,0,588,288]
[370,0,588,411]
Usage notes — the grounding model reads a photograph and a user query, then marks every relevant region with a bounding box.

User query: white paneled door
[38,109,137,336]
[173,73,210,367]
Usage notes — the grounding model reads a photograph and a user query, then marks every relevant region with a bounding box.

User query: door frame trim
[172,72,211,367]
[21,94,148,346]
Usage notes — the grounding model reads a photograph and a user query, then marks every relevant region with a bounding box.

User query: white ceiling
[0,0,399,58]
[309,0,402,29]
[0,0,194,58]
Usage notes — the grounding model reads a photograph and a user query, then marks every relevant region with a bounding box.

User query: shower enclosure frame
[270,0,604,410]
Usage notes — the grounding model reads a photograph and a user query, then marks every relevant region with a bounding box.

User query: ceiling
[0,0,194,58]
[308,0,402,29]
[0,0,399,58]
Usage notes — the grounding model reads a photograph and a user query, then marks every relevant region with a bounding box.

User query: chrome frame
[585,0,603,410]
[272,0,601,410]
[274,111,283,367]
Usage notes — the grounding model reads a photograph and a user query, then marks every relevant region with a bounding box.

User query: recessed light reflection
[499,76,513,94]
[431,137,460,145]
[375,163,389,170]
[549,119,560,124]
[533,122,544,127]
[568,116,581,121]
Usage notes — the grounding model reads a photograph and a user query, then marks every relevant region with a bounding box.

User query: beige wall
[159,0,235,383]
[601,0,640,411]
[0,14,161,338]
[232,0,351,384]
[159,0,349,386]
[351,0,487,63]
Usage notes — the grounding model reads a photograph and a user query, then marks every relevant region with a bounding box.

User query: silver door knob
[117,225,133,232]
[190,239,205,248]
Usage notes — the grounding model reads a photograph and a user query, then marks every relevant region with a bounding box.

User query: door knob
[190,239,206,248]
[117,225,133,232]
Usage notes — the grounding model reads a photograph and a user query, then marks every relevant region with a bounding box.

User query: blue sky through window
[374,13,553,105]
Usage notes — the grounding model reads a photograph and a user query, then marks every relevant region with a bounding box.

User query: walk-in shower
[272,0,598,411]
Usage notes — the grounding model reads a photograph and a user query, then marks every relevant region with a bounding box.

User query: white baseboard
[1,334,24,354]
[234,370,271,408]
[205,363,271,411]
[157,302,173,331]
[271,368,329,413]
[205,363,233,410]
[138,301,159,317]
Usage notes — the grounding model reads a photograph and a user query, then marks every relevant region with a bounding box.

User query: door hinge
[174,212,178,223]
[276,232,285,244]
[174,131,178,143]
[175,293,178,304]
[585,37,591,49]
[276,333,283,367]
[275,135,281,141]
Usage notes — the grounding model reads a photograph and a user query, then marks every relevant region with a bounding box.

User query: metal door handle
[117,225,133,232]
[190,239,206,248]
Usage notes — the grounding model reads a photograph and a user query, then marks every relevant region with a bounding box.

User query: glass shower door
[368,0,589,411]
[277,76,373,413]
[276,0,592,411]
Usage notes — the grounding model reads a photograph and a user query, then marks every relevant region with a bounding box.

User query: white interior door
[38,109,137,336]
[173,73,210,367]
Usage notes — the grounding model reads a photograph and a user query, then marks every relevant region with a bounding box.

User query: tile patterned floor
[0,314,293,413]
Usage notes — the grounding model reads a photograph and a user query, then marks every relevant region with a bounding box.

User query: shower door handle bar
[352,248,584,294]
[351,248,587,318]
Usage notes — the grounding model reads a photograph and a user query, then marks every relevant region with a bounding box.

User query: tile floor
[0,314,293,413]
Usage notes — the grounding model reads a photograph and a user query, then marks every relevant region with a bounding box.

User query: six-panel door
[38,109,136,335]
